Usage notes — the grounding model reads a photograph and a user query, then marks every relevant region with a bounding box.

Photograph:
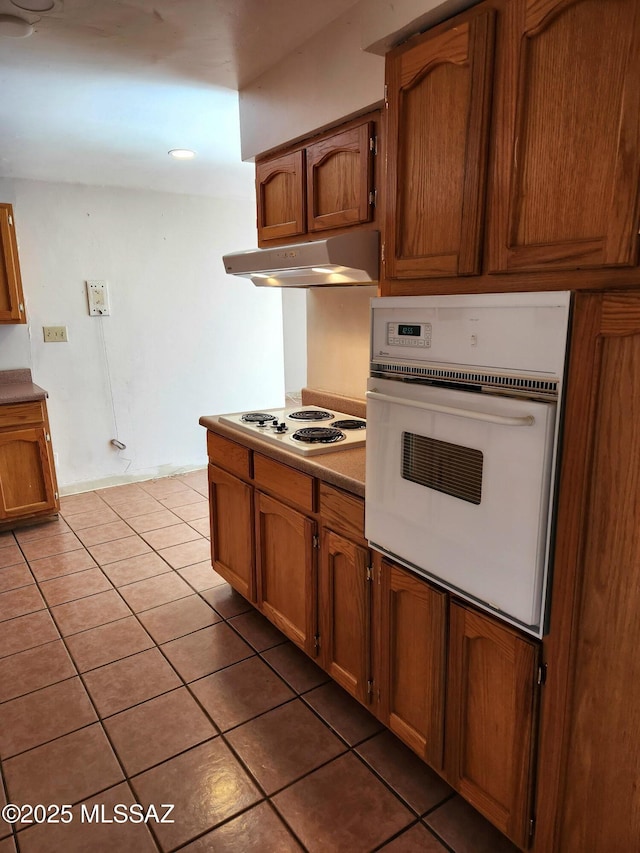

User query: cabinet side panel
[559,331,640,850]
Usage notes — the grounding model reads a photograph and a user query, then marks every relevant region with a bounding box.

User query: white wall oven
[365,292,571,637]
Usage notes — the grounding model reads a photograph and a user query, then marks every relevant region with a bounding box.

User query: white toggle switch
[86,280,110,316]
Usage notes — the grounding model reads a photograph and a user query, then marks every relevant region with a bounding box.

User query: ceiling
[0,0,361,198]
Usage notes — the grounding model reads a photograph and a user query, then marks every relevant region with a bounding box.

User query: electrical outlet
[86,280,110,316]
[43,326,68,343]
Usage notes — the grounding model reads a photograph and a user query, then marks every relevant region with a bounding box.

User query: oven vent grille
[370,362,559,397]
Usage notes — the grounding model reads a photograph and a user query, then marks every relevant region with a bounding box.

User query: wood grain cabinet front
[0,401,58,522]
[487,0,640,273]
[384,7,495,280]
[0,203,26,324]
[256,150,306,244]
[208,463,255,602]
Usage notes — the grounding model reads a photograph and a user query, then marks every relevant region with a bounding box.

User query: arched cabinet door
[306,121,374,232]
[384,7,496,280]
[487,0,640,273]
[256,150,306,243]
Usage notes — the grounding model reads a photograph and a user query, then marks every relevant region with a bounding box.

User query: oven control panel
[387,322,432,348]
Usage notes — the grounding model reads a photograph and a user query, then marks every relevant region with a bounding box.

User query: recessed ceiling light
[11,0,55,11]
[168,149,196,160]
[0,14,33,37]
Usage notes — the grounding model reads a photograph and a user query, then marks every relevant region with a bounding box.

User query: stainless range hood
[222,230,379,288]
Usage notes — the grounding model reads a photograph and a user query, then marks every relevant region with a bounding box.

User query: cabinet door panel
[379,561,447,767]
[446,603,539,849]
[385,9,495,279]
[319,530,370,703]
[488,0,640,272]
[256,150,305,242]
[0,427,56,519]
[0,204,26,324]
[255,491,316,655]
[208,464,254,601]
[306,122,373,232]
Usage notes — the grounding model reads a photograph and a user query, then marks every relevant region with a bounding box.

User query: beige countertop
[0,369,47,405]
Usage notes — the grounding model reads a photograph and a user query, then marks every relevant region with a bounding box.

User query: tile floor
[0,471,520,853]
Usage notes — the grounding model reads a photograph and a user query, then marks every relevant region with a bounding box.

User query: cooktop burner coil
[291,427,345,444]
[331,419,366,430]
[240,413,277,423]
[288,409,334,421]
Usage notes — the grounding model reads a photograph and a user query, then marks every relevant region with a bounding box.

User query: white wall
[282,289,307,396]
[0,178,286,493]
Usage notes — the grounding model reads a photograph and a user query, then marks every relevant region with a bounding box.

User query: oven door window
[402,432,483,505]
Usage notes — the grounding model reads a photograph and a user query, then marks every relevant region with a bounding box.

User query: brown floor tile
[187,517,211,537]
[140,522,201,550]
[83,647,181,717]
[66,616,154,672]
[191,656,295,731]
[63,506,120,531]
[304,681,384,746]
[0,784,11,840]
[97,483,148,506]
[262,642,330,694]
[178,561,224,592]
[0,639,76,702]
[229,609,287,652]
[200,583,253,618]
[159,489,206,509]
[0,677,97,757]
[28,548,97,582]
[59,492,108,517]
[14,517,70,542]
[157,538,211,569]
[39,567,112,606]
[161,623,253,682]
[3,723,123,816]
[227,699,347,794]
[181,801,302,852]
[87,535,151,566]
[100,551,171,587]
[17,782,157,853]
[0,838,15,853]
[177,469,208,490]
[126,509,181,534]
[139,478,192,500]
[379,823,449,852]
[356,731,453,815]
[171,500,209,522]
[137,595,221,644]
[20,532,83,561]
[0,564,33,594]
[0,585,45,623]
[0,611,60,659]
[0,544,25,570]
[425,795,521,853]
[131,739,261,850]
[104,687,217,775]
[118,572,193,612]
[111,497,165,519]
[51,589,131,636]
[76,520,135,547]
[273,752,413,852]
[0,530,14,545]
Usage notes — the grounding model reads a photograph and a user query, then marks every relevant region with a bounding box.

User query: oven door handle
[366,390,536,426]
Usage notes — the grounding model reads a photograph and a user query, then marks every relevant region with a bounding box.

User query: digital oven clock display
[398,324,421,336]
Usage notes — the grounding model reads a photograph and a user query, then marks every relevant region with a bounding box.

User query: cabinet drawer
[0,401,45,430]
[253,453,314,512]
[319,483,365,542]
[207,431,251,480]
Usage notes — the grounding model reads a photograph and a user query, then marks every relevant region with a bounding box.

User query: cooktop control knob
[275,422,288,433]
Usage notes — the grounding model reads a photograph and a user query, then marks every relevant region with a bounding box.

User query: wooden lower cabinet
[378,560,447,769]
[208,463,254,601]
[319,529,372,705]
[0,402,58,522]
[254,490,317,656]
[446,603,540,849]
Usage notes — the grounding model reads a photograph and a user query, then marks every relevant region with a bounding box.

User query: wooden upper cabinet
[256,150,306,243]
[446,603,539,849]
[487,0,640,273]
[0,203,26,324]
[384,8,495,280]
[306,121,374,233]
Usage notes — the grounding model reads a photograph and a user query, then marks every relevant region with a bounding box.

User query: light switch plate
[43,326,68,342]
[86,280,110,316]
